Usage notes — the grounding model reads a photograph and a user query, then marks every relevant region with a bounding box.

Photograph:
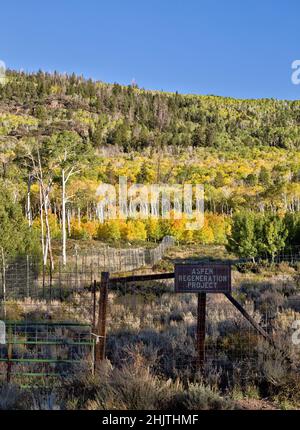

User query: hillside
[1,70,300,150]
[0,70,300,265]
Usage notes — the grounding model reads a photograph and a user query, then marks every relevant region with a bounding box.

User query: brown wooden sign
[175,263,231,293]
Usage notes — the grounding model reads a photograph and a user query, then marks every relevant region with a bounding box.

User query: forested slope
[1,70,300,150]
[0,70,300,262]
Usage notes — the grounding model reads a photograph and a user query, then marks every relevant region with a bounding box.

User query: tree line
[227,211,300,261]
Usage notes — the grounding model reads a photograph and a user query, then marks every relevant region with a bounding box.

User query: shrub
[0,383,29,410]
[274,373,300,408]
[171,383,235,410]
[98,220,121,241]
[71,219,98,240]
[121,220,147,242]
[145,219,162,242]
[63,355,178,410]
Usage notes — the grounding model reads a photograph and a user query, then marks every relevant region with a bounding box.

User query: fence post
[1,247,6,305]
[6,326,12,383]
[26,255,30,298]
[92,279,96,330]
[75,251,79,291]
[58,260,62,300]
[95,271,109,369]
[196,292,206,374]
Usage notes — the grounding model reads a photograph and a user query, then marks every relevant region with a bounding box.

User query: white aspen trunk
[39,184,46,266]
[61,164,77,266]
[44,189,54,271]
[78,207,81,226]
[26,174,32,227]
[62,169,67,266]
[67,208,71,236]
[37,149,53,270]
[283,193,287,211]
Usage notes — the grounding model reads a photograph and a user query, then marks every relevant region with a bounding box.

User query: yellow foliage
[121,220,147,242]
[168,218,187,242]
[83,221,98,239]
[98,220,121,241]
[33,211,61,239]
[71,219,98,239]
[145,218,162,242]
[193,217,214,244]
[205,213,228,244]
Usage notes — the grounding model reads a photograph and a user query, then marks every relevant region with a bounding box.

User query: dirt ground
[236,399,279,410]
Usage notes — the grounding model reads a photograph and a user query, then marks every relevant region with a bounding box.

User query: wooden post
[26,255,30,298]
[75,251,79,291]
[95,272,109,368]
[7,326,12,383]
[196,292,206,374]
[42,263,45,299]
[58,260,62,300]
[92,279,96,331]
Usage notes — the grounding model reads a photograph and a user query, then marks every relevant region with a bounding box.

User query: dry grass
[1,249,300,409]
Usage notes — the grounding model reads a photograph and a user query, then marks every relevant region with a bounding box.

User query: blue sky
[0,0,299,99]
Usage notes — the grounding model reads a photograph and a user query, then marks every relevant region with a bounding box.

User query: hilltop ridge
[1,70,300,151]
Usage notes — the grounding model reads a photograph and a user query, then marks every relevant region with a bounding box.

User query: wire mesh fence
[0,322,94,382]
[104,278,278,382]
[0,237,175,381]
[0,274,294,384]
[0,236,175,301]
[0,236,297,384]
